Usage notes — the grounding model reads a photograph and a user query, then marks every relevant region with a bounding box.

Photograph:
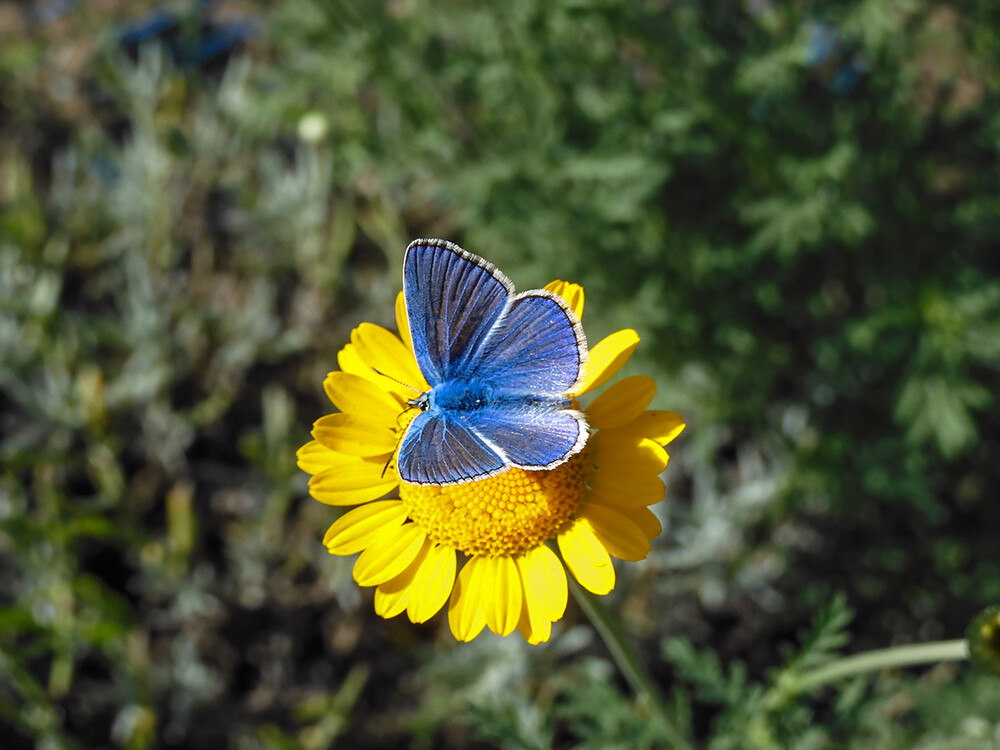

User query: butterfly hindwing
[404,240,512,386]
[467,404,588,470]
[468,291,586,395]
[396,410,507,485]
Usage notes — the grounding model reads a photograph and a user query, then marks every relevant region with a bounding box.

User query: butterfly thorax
[414,381,569,415]
[422,381,493,413]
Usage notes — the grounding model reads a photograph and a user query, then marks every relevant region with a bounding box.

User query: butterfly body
[419,382,570,414]
[396,239,589,486]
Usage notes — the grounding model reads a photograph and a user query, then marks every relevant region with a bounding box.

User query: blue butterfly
[395,239,590,486]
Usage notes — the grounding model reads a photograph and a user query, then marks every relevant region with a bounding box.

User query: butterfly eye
[406,393,429,411]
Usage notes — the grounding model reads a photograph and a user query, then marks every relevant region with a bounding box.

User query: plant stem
[570,580,693,750]
[787,639,969,696]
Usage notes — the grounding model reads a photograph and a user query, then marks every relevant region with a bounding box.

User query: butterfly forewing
[467,292,586,395]
[404,240,512,386]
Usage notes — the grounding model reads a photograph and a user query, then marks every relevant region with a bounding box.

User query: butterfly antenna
[371,367,422,394]
[381,412,419,478]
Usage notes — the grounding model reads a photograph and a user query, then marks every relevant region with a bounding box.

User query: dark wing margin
[467,291,587,395]
[396,410,508,486]
[403,239,513,386]
[468,405,589,470]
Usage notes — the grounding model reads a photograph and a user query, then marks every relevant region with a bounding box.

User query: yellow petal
[558,520,615,595]
[517,545,568,622]
[309,457,397,506]
[517,600,551,646]
[395,291,413,353]
[587,486,664,510]
[617,505,662,540]
[324,372,403,423]
[375,538,429,619]
[576,329,640,395]
[373,539,428,618]
[352,322,428,394]
[338,343,392,390]
[514,546,564,645]
[589,466,665,508]
[406,543,457,624]
[296,440,340,475]
[323,500,407,555]
[544,280,585,319]
[480,556,522,637]
[607,410,686,447]
[448,558,488,642]
[374,585,409,619]
[592,434,669,479]
[313,413,397,457]
[580,504,651,561]
[586,375,656,429]
[353,523,427,586]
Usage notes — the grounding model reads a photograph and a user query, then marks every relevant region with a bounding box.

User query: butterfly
[394,239,590,486]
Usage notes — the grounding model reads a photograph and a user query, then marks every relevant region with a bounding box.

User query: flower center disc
[398,450,590,557]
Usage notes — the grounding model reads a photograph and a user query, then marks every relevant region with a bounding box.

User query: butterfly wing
[396,410,507,485]
[460,290,589,469]
[467,404,588,470]
[403,239,513,386]
[468,291,587,396]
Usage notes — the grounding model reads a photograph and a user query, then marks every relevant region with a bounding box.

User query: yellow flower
[298,281,685,644]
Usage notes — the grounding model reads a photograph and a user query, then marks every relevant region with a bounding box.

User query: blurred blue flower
[120,1,258,69]
[804,22,840,68]
[803,20,866,95]
[832,61,866,94]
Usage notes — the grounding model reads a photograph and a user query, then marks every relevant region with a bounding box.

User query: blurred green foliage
[2,0,1000,747]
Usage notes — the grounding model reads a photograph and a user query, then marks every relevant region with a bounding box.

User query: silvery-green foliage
[3,0,1000,747]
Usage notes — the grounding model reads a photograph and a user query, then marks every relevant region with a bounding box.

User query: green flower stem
[783,639,970,697]
[570,581,693,750]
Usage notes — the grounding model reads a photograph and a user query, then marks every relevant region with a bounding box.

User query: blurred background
[2,1,1000,748]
